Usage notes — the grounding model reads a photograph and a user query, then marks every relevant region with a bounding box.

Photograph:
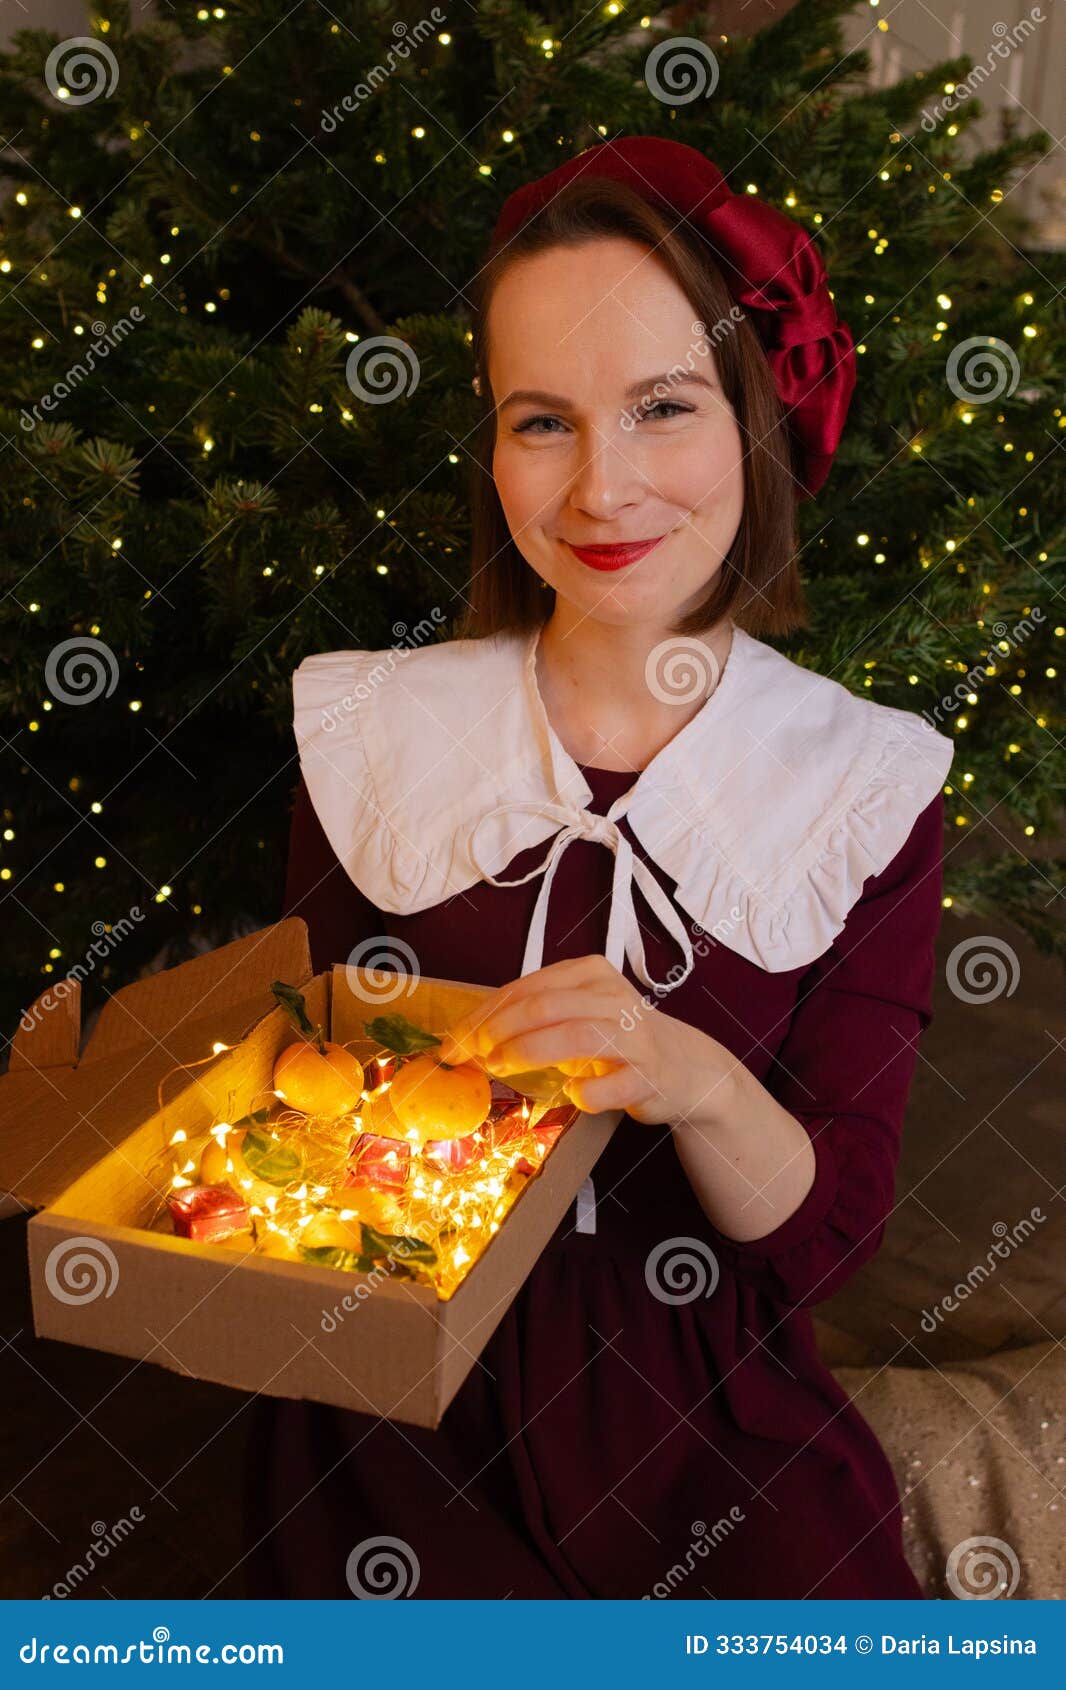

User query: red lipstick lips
[564,536,666,571]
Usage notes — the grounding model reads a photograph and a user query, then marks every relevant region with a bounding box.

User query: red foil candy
[533,1101,578,1155]
[484,1105,530,1151]
[536,1102,580,1131]
[347,1131,411,1191]
[167,1183,249,1242]
[485,1097,578,1153]
[485,1079,532,1148]
[367,1053,400,1087]
[422,1132,482,1174]
[489,1077,523,1113]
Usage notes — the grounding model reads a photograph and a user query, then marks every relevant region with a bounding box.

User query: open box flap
[0,917,313,1212]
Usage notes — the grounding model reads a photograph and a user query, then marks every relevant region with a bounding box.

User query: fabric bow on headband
[483,135,857,500]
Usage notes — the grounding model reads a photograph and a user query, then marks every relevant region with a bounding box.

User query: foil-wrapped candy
[167,1183,250,1243]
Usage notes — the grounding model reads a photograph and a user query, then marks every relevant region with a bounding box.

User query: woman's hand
[436,954,738,1128]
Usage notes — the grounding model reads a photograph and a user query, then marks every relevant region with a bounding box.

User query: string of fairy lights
[2,2,1061,985]
[150,1035,566,1300]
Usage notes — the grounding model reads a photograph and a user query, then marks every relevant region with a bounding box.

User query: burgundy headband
[488,135,856,500]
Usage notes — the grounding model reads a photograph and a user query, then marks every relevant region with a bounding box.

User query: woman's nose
[567,427,645,519]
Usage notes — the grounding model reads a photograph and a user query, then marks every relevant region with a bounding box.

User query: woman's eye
[512,400,693,436]
[513,415,567,435]
[635,400,693,422]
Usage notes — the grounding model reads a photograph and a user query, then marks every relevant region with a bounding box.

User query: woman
[245,137,954,1599]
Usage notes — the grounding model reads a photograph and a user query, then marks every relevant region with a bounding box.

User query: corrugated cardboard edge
[24,958,623,1428]
[0,918,313,1211]
[28,1210,448,1428]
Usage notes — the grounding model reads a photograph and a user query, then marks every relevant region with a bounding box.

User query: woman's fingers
[436,1007,497,1066]
[476,988,624,1057]
[439,957,624,1064]
[434,952,666,1119]
[564,1065,661,1117]
[485,1018,624,1076]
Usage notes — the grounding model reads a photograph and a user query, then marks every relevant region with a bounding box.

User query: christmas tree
[0,0,1062,1046]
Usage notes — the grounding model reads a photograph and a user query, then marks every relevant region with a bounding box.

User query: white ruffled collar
[292,624,954,989]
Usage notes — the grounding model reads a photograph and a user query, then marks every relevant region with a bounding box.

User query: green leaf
[241,1127,303,1185]
[361,1222,437,1267]
[231,1106,270,1129]
[298,1244,375,1274]
[271,978,314,1035]
[495,1066,570,1103]
[271,979,325,1049]
[363,1013,441,1055]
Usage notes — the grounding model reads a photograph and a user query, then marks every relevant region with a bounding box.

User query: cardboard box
[0,918,620,1428]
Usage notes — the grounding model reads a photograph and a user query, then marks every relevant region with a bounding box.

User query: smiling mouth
[563,535,667,572]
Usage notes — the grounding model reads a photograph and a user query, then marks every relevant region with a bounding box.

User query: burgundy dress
[244,764,942,1600]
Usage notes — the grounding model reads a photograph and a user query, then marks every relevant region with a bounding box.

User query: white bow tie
[468,797,695,995]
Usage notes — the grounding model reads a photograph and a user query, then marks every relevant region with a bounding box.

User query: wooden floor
[1,911,1062,1598]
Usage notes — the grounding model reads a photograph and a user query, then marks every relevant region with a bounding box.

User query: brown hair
[455,172,807,642]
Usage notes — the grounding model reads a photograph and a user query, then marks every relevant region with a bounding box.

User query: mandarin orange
[273,1039,364,1118]
[388,1053,491,1144]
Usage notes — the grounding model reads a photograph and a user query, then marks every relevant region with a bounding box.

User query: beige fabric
[833,1341,1066,1599]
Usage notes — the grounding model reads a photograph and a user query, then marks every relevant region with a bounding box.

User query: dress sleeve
[281,773,388,977]
[701,789,946,1310]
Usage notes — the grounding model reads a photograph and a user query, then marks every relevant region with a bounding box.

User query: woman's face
[488,236,745,630]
